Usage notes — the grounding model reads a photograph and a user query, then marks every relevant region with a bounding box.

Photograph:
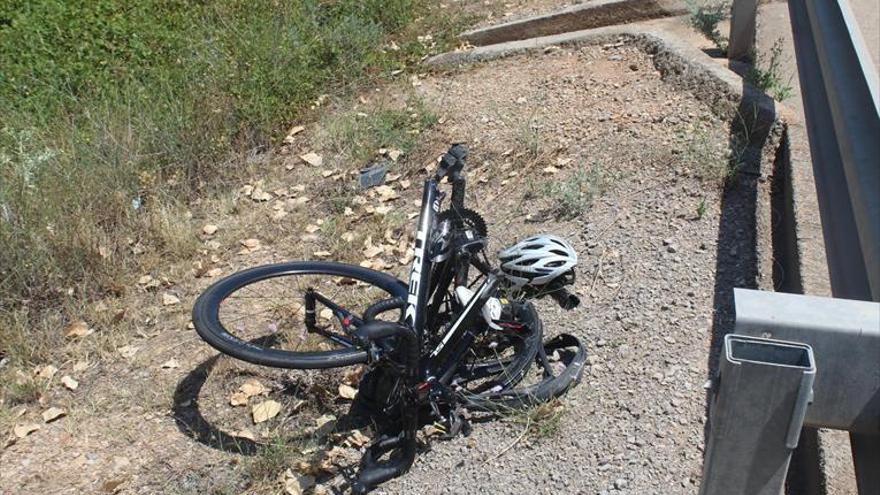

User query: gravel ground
[378,43,750,495]
[0,39,773,495]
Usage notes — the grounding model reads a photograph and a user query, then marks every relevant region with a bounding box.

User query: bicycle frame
[403,178,440,341]
[401,170,503,387]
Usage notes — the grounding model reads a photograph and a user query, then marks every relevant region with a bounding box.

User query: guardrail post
[729,0,758,60]
[732,289,880,433]
[699,335,816,495]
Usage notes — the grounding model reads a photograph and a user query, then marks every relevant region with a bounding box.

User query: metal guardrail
[701,1,880,494]
[786,0,880,302]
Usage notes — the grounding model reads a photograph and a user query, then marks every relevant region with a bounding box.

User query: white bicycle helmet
[498,234,577,287]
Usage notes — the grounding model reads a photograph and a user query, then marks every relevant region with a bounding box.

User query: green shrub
[0,0,423,309]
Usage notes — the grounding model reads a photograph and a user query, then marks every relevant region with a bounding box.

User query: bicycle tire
[454,301,543,393]
[192,261,407,369]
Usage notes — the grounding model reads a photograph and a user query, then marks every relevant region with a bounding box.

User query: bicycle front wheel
[192,261,407,369]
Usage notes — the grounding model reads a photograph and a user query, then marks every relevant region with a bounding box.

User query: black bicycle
[192,144,586,493]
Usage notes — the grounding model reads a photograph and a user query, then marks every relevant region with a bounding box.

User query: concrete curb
[460,0,687,46]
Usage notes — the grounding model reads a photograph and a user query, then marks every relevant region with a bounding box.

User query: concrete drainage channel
[459,0,688,47]
[429,5,873,494]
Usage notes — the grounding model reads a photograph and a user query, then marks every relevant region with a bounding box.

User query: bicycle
[192,144,586,493]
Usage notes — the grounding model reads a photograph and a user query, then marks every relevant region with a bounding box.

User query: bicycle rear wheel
[192,261,407,369]
[453,301,543,394]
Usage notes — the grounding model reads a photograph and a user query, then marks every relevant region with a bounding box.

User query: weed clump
[746,39,794,101]
[543,166,608,220]
[686,0,732,54]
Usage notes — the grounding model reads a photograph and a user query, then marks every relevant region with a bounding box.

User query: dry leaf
[556,157,573,166]
[345,429,370,448]
[338,384,357,400]
[160,359,180,369]
[542,166,559,174]
[235,428,257,441]
[138,275,159,290]
[240,238,261,248]
[240,379,268,398]
[319,308,333,321]
[283,125,305,144]
[321,169,334,178]
[61,375,78,390]
[13,423,40,438]
[64,320,92,339]
[375,205,392,216]
[314,414,337,437]
[202,224,219,235]
[252,400,282,424]
[73,361,89,373]
[206,267,223,277]
[35,365,58,380]
[399,250,415,265]
[313,251,331,258]
[342,366,364,386]
[101,478,127,493]
[317,446,349,472]
[229,391,249,407]
[162,293,181,306]
[300,152,323,167]
[341,232,355,243]
[363,245,383,258]
[375,185,399,202]
[118,345,139,358]
[239,238,261,254]
[284,470,316,495]
[305,224,320,234]
[42,407,66,423]
[252,189,273,202]
[388,149,403,162]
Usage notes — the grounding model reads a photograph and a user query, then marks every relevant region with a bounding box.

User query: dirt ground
[0,18,773,495]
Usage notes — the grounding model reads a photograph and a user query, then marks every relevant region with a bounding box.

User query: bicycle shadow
[172,351,260,455]
[171,337,411,493]
[171,335,365,456]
